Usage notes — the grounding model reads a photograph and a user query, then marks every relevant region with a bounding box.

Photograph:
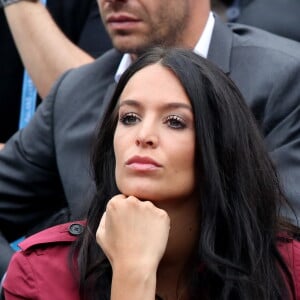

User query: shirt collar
[194,12,215,58]
[114,12,215,82]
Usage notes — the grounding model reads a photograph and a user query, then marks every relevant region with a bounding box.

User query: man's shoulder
[49,48,120,112]
[61,49,122,82]
[228,21,300,60]
[209,16,300,76]
[50,48,121,100]
[19,221,85,252]
[76,48,122,73]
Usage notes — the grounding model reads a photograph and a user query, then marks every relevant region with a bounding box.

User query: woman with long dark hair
[3,47,300,300]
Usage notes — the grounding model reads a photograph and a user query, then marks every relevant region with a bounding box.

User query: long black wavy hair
[73,47,297,299]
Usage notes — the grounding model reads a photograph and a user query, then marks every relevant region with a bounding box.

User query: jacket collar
[207,15,233,75]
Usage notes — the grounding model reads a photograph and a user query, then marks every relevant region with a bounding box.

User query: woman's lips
[126,156,162,171]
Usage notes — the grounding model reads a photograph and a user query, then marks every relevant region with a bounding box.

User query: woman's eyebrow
[118,99,192,111]
[162,102,192,111]
[118,99,140,108]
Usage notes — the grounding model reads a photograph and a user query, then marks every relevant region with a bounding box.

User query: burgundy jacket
[3,222,300,299]
[3,222,84,300]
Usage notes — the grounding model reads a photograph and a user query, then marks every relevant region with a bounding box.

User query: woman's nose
[135,132,158,148]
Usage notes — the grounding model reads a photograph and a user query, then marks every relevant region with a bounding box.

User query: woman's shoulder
[3,221,85,300]
[277,233,300,260]
[18,220,85,251]
[277,234,300,299]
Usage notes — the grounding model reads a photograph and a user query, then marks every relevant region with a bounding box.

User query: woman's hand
[97,194,170,300]
[97,194,170,273]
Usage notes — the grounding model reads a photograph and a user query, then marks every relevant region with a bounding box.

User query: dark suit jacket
[1,16,300,276]
[237,0,300,42]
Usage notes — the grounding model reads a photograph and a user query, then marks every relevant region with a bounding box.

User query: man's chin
[113,44,140,55]
[111,37,153,56]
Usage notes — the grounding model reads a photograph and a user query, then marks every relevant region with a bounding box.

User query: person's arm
[4,1,95,99]
[0,70,72,279]
[97,195,170,300]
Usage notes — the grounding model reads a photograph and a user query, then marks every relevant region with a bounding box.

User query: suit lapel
[103,82,117,105]
[207,15,233,75]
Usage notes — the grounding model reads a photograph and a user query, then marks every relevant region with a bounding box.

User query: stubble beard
[111,5,190,58]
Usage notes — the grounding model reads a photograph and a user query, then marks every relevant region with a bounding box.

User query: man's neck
[114,12,215,83]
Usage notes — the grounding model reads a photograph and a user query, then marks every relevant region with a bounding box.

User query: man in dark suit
[0,0,300,281]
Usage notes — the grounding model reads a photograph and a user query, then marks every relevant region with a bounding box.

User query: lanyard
[18,71,38,129]
[18,0,48,130]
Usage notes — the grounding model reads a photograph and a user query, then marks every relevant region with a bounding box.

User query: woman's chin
[119,187,159,202]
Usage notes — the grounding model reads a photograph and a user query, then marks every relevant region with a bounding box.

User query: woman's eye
[165,115,186,129]
[119,113,140,125]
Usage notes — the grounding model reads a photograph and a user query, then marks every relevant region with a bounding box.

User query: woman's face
[113,64,196,204]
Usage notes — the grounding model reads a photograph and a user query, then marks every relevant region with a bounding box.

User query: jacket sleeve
[0,71,72,278]
[2,252,37,300]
